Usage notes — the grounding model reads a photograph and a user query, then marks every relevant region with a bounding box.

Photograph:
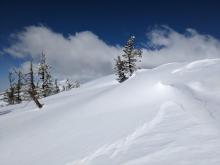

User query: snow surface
[1,59,220,165]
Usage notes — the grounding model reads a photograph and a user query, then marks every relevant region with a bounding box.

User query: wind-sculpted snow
[0,59,220,165]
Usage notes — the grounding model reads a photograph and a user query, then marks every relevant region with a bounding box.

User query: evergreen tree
[114,56,127,83]
[65,78,72,90]
[74,80,80,88]
[13,61,43,108]
[7,72,16,104]
[64,79,80,90]
[2,71,18,105]
[2,89,9,104]
[3,61,43,108]
[53,79,60,94]
[14,70,22,103]
[62,85,66,92]
[27,61,43,108]
[38,53,53,97]
[3,89,12,105]
[21,61,38,100]
[122,36,142,76]
[28,61,37,96]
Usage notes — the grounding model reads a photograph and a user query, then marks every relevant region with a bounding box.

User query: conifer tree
[30,62,36,93]
[62,85,66,92]
[114,56,127,83]
[64,79,80,90]
[6,72,16,104]
[27,61,43,108]
[2,89,11,104]
[38,53,53,97]
[3,71,20,105]
[13,61,43,108]
[74,80,80,88]
[3,61,43,108]
[65,78,72,90]
[53,79,60,94]
[122,36,142,76]
[14,70,22,103]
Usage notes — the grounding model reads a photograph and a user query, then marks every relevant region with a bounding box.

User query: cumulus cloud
[4,25,121,81]
[141,26,220,68]
[3,25,220,82]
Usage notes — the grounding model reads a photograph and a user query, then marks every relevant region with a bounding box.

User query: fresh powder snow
[0,59,220,165]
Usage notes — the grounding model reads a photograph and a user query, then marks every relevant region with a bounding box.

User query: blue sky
[1,0,220,91]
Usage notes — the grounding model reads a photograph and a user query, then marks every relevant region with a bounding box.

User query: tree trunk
[28,91,43,108]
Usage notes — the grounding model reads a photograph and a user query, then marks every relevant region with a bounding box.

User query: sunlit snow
[1,59,220,165]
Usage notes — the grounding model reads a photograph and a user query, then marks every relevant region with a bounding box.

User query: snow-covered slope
[1,59,220,165]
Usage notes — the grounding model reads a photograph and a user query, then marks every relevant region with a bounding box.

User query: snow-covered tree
[74,80,80,88]
[62,85,66,92]
[28,62,37,96]
[3,89,14,105]
[64,79,80,91]
[3,72,16,104]
[26,61,43,108]
[122,36,142,76]
[38,53,53,97]
[14,70,22,103]
[114,36,142,82]
[2,70,23,105]
[53,79,60,94]
[2,89,10,104]
[114,56,127,83]
[65,78,72,90]
[11,61,43,108]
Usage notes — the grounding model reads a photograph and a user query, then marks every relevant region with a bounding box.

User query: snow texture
[0,59,220,165]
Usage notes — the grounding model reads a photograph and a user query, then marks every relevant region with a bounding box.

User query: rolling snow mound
[0,58,220,165]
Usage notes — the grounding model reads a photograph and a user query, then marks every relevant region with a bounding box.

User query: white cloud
[17,61,39,74]
[4,25,121,81]
[4,25,220,83]
[141,26,220,68]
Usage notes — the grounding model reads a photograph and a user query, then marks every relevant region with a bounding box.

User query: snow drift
[0,59,220,165]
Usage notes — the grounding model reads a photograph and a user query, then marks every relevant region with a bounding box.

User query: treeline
[2,53,80,107]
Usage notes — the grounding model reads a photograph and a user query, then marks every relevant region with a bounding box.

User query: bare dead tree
[13,63,43,109]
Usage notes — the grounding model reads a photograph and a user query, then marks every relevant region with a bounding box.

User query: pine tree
[3,89,12,105]
[23,62,35,99]
[14,70,22,103]
[74,81,80,88]
[25,61,37,97]
[3,61,43,108]
[27,61,43,108]
[114,56,127,83]
[38,53,53,97]
[122,36,142,76]
[65,78,72,90]
[13,61,43,108]
[64,79,80,90]
[53,79,60,94]
[2,71,18,105]
[62,85,65,92]
[2,89,9,104]
[6,72,16,104]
